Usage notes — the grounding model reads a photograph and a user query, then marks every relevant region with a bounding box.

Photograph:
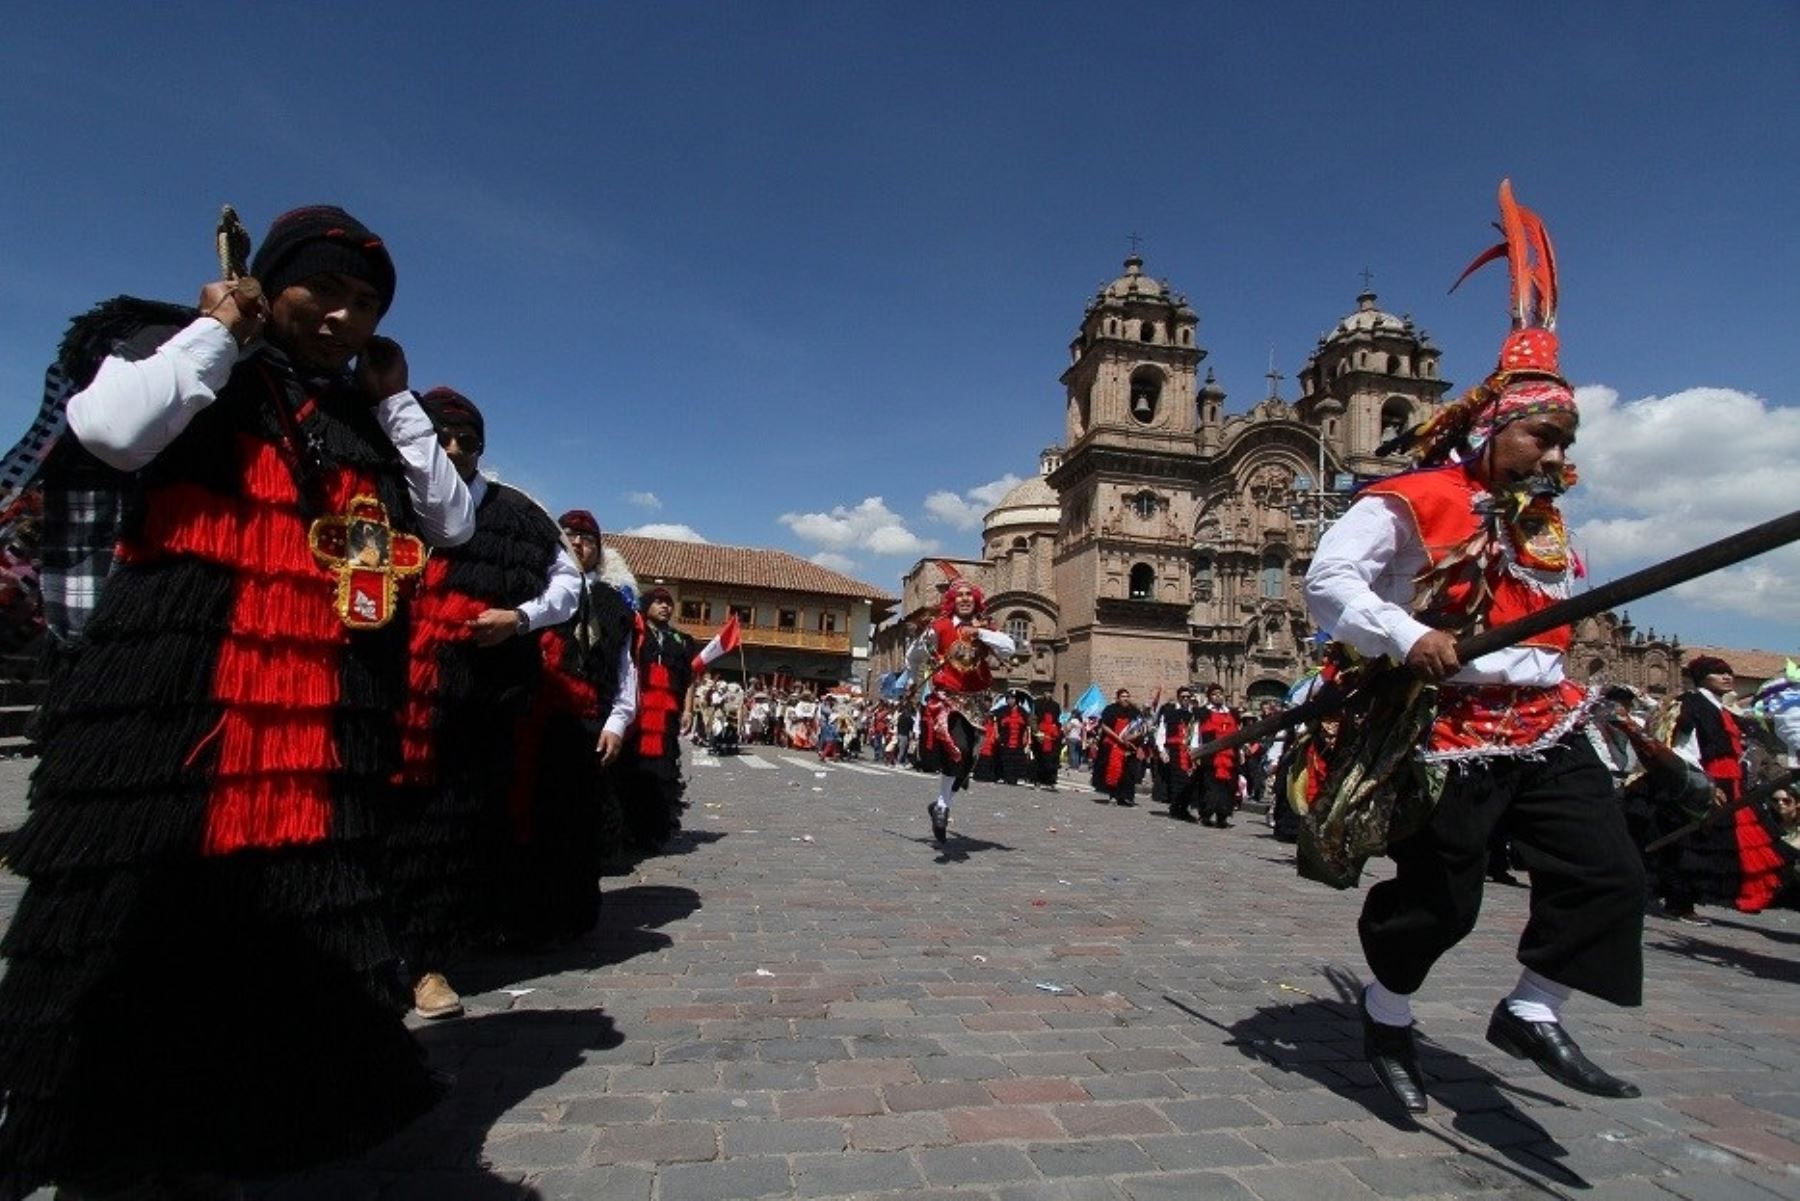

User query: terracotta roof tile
[610,534,898,603]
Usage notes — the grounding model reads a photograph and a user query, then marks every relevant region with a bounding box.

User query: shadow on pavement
[1687,912,1800,946]
[1172,965,1591,1195]
[932,833,1017,866]
[255,1009,627,1199]
[1648,929,1800,984]
[451,884,702,995]
[601,826,728,877]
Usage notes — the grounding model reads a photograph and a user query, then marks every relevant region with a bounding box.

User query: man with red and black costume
[618,587,696,857]
[1153,687,1201,821]
[1032,692,1063,788]
[0,207,475,1197]
[1305,181,1646,1116]
[994,691,1035,785]
[904,578,1016,843]
[1658,656,1791,921]
[388,389,621,1012]
[1090,688,1145,806]
[1193,685,1242,827]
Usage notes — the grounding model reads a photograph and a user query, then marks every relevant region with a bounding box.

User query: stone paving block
[607,1063,719,1094]
[1077,1071,1183,1101]
[757,1036,852,1062]
[1133,1131,1271,1172]
[1344,1153,1487,1197]
[1232,1163,1386,1201]
[1052,1101,1174,1138]
[775,1086,885,1118]
[556,1094,659,1126]
[1156,1096,1274,1132]
[1115,1170,1259,1200]
[482,1127,594,1170]
[994,1181,1127,1201]
[816,1057,920,1088]
[989,1077,1092,1104]
[917,1143,1041,1186]
[653,1156,793,1201]
[659,1091,776,1120]
[1240,1125,1369,1163]
[886,1080,996,1112]
[848,1110,955,1151]
[948,1105,1065,1142]
[917,1053,1014,1081]
[586,1122,718,1165]
[723,1118,847,1155]
[1028,1138,1158,1178]
[720,1061,815,1091]
[791,1149,927,1197]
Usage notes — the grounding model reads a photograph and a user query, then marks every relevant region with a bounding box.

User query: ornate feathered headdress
[1379,179,1578,467]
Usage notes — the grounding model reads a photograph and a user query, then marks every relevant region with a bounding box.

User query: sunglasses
[438,428,484,453]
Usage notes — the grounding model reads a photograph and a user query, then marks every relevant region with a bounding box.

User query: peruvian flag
[691,612,742,672]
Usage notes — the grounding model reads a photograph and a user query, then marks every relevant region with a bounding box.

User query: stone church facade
[869,255,1693,707]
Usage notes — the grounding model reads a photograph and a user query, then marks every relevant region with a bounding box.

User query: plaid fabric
[40,474,123,644]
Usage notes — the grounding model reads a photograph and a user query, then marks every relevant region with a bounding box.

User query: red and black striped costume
[1663,693,1793,914]
[1152,702,1198,812]
[619,619,695,856]
[1090,702,1142,803]
[994,698,1034,785]
[0,301,440,1191]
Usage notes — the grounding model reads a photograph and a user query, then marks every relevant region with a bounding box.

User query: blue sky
[2,3,1796,655]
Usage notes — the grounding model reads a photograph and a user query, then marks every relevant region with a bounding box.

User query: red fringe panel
[1732,805,1788,914]
[393,559,482,787]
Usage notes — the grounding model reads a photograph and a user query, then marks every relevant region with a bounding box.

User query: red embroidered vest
[1360,465,1573,654]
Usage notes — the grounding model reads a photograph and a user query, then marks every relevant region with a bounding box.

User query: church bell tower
[1047,254,1207,696]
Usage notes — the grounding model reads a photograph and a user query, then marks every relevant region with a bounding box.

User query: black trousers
[939,711,980,792]
[1359,732,1646,1007]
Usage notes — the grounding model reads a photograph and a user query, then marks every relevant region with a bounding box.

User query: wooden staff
[1189,507,1800,762]
[215,204,262,302]
[1642,767,1800,854]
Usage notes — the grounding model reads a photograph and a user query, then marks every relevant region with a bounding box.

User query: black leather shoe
[1363,1009,1428,1113]
[928,801,949,844]
[1171,807,1199,823]
[1485,1004,1641,1098]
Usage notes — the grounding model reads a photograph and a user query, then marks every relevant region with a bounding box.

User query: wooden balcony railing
[673,619,850,654]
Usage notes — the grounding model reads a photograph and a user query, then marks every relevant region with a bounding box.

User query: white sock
[1504,968,1569,1025]
[1364,981,1414,1028]
[936,777,954,807]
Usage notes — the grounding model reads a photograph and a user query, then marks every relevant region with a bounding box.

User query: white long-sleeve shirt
[1304,495,1564,687]
[66,317,474,548]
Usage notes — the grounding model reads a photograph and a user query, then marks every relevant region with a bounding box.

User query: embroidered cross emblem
[307,495,426,629]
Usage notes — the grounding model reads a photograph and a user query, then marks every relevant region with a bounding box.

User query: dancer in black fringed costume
[388,388,599,1016]
[1032,694,1062,788]
[555,508,638,879]
[994,692,1035,785]
[0,207,475,1198]
[617,587,694,857]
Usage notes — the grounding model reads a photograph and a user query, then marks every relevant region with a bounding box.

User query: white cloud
[779,496,939,558]
[1567,384,1800,622]
[809,551,861,573]
[624,490,662,511]
[923,473,1026,532]
[623,522,709,543]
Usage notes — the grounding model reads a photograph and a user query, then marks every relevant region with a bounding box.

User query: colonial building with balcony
[609,534,897,687]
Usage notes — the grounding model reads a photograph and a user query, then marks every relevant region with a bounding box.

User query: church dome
[983,474,1059,534]
[1327,290,1411,340]
[1088,255,1176,311]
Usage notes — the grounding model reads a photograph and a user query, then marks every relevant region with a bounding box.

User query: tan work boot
[413,971,465,1020]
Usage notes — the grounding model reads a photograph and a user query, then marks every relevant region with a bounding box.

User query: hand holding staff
[202,204,267,346]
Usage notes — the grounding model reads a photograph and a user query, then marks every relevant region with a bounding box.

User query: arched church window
[1107,318,1118,336]
[1140,322,1156,343]
[1129,563,1156,600]
[1131,491,1158,520]
[1129,366,1163,424]
[1011,536,1027,552]
[1193,556,1213,601]
[1007,613,1032,644]
[1260,551,1286,599]
[1386,353,1402,375]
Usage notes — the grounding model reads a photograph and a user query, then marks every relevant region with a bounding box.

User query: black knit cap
[251,205,397,315]
[418,386,484,440]
[559,509,601,538]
